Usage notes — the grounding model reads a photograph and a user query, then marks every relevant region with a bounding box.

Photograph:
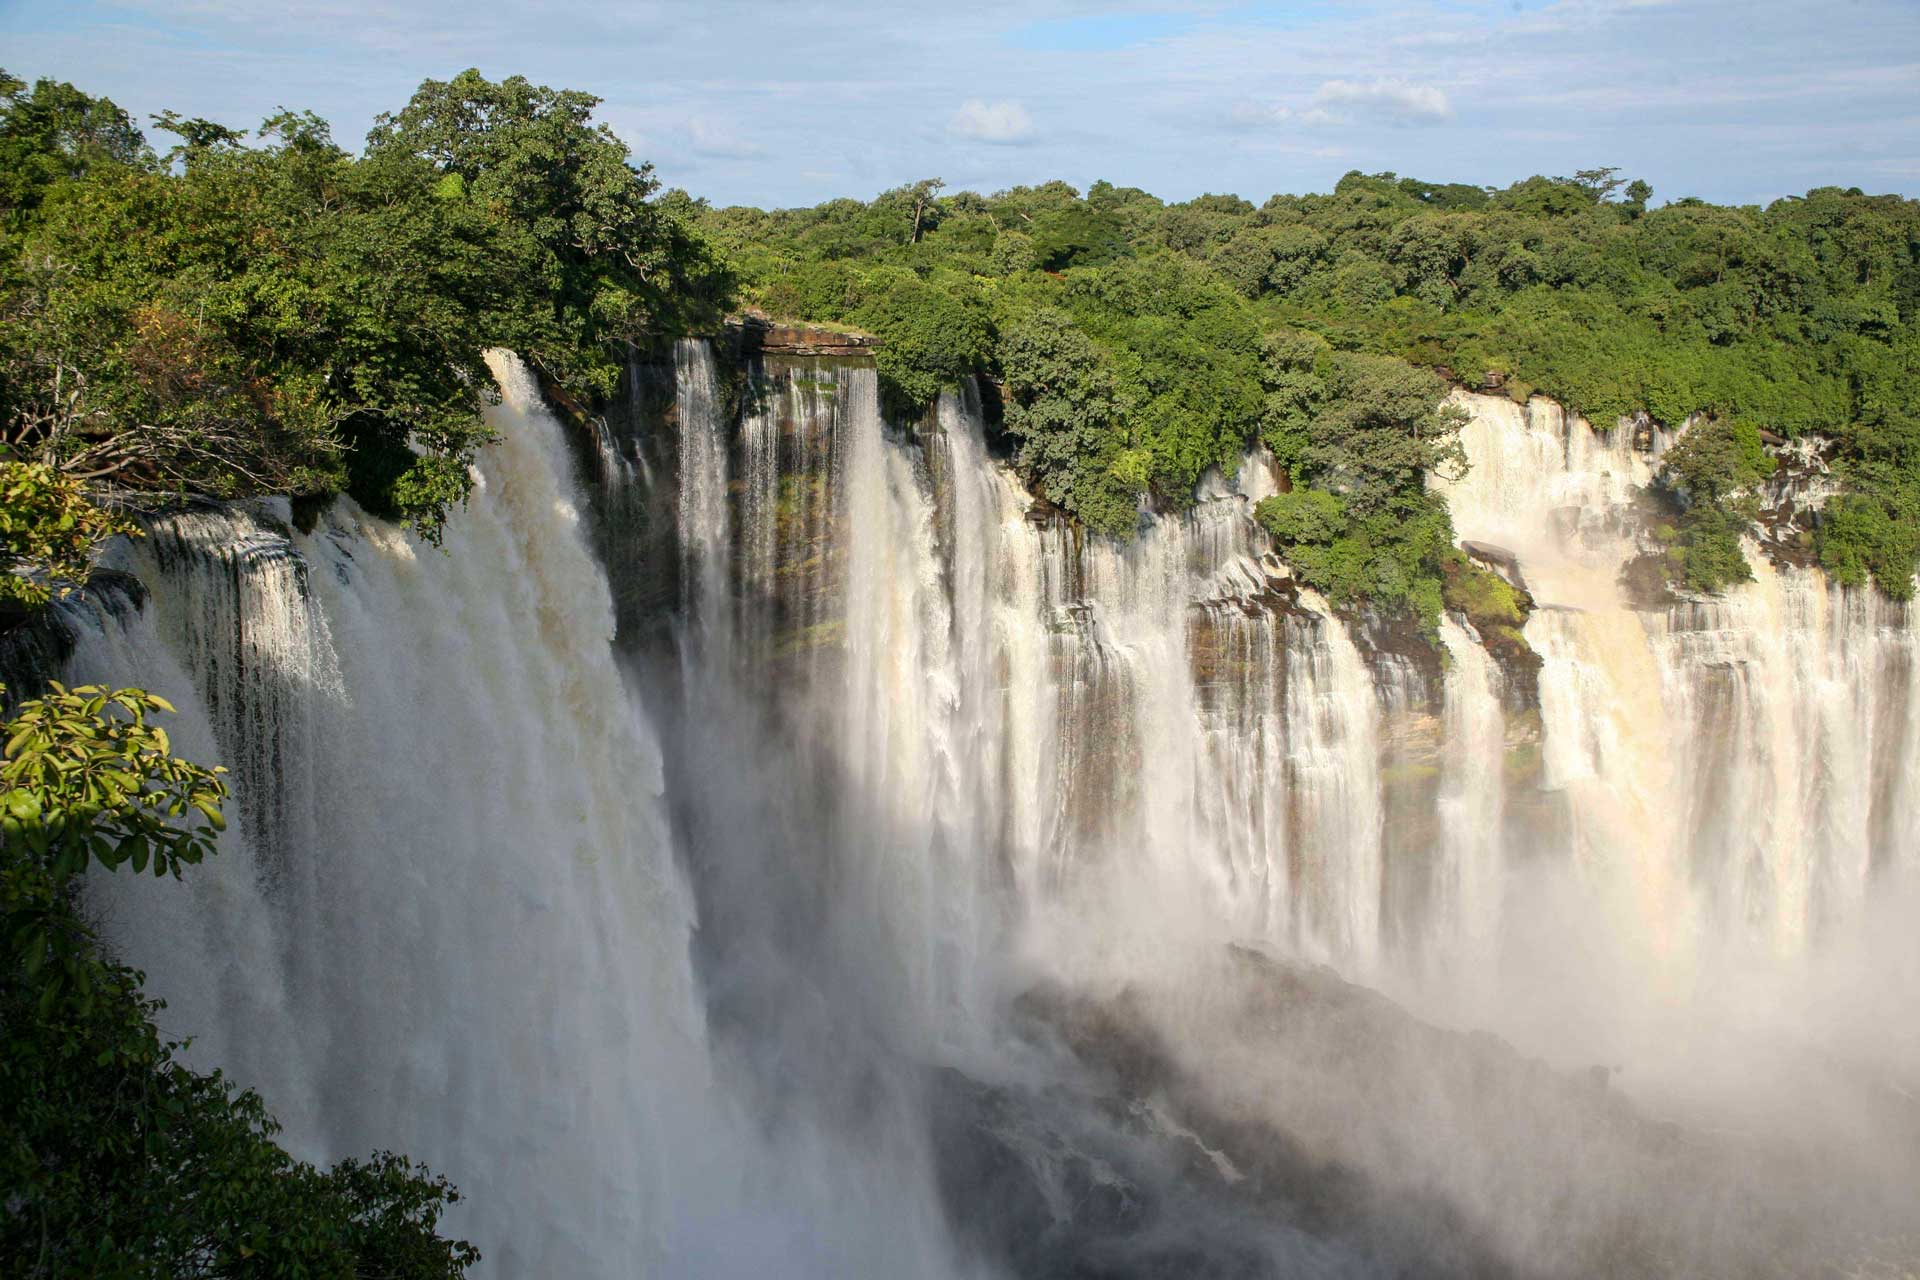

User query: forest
[4,71,1919,624]
[694,167,1920,605]
[2,66,1919,1276]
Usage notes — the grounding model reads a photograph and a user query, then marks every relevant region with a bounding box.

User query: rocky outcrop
[1753,434,1842,568]
[730,314,879,358]
[931,953,1524,1279]
[1461,540,1527,591]
[933,945,1903,1279]
[0,570,145,711]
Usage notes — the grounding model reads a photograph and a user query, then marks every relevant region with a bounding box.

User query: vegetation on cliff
[0,683,478,1277]
[4,64,1917,617]
[696,168,1920,601]
[0,67,728,558]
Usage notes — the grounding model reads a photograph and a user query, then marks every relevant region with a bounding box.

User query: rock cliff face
[938,944,1920,1280]
[555,343,1911,976]
[25,338,1918,1277]
[733,314,881,359]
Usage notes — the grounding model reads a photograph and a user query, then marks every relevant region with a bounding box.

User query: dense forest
[4,70,1920,624]
[2,66,1919,1276]
[692,169,1920,606]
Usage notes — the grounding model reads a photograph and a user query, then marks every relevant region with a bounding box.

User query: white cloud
[1228,78,1449,131]
[948,98,1035,144]
[685,116,764,159]
[1229,99,1337,128]
[1312,78,1452,124]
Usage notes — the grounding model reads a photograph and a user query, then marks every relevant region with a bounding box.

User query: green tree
[998,308,1141,535]
[366,69,733,404]
[0,72,147,230]
[1662,417,1773,502]
[0,683,479,1278]
[0,460,135,609]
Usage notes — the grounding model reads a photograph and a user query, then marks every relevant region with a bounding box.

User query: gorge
[20,333,1920,1277]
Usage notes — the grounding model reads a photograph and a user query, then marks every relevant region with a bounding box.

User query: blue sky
[2,0,1916,209]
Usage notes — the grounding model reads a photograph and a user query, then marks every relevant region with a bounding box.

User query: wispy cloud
[0,0,1914,207]
[1229,78,1451,130]
[685,115,763,160]
[1312,78,1451,125]
[948,98,1035,144]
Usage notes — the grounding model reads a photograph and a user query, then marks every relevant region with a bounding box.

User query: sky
[2,0,1917,210]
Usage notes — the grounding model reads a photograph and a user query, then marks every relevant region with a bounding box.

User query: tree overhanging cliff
[696,168,1920,601]
[0,68,731,556]
[3,68,1918,624]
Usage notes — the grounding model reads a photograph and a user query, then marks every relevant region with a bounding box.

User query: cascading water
[53,337,1920,1277]
[67,352,969,1278]
[1433,388,1920,964]
[1434,615,1506,965]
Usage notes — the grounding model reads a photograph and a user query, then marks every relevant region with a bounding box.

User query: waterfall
[1283,593,1385,964]
[1433,388,1920,965]
[671,348,1396,980]
[53,338,1920,1276]
[675,338,730,644]
[68,352,967,1278]
[1435,615,1505,961]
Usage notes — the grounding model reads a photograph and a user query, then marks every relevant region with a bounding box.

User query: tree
[908,178,945,244]
[693,154,1920,612]
[1254,488,1347,546]
[849,267,990,415]
[0,72,148,229]
[1662,417,1772,502]
[1570,167,1626,202]
[998,308,1141,535]
[366,69,733,403]
[0,683,479,1278]
[0,460,135,609]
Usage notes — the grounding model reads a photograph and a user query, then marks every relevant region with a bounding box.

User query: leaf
[191,798,227,832]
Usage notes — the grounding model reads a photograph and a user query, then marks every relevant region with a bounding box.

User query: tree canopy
[0,68,730,559]
[697,164,1920,602]
[5,64,1918,616]
[0,683,478,1278]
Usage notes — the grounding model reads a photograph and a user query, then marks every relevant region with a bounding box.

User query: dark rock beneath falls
[1461,541,1528,592]
[926,946,1898,1279]
[930,952,1534,1279]
[0,569,146,710]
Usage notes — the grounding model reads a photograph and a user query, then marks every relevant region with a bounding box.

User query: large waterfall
[47,343,1920,1276]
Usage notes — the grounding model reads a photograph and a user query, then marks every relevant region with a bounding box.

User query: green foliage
[1441,555,1526,628]
[1440,552,1532,651]
[1258,491,1457,629]
[0,682,478,1278]
[997,307,1141,535]
[989,230,1037,276]
[0,72,147,228]
[0,460,136,606]
[695,154,1920,610]
[846,268,991,416]
[1674,503,1755,594]
[1663,417,1772,502]
[1251,488,1347,545]
[1818,492,1919,599]
[0,68,731,547]
[1647,417,1774,593]
[366,69,733,404]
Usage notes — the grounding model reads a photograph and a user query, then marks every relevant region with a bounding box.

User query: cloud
[1228,78,1452,131]
[948,98,1035,144]
[1311,78,1452,124]
[685,116,764,159]
[1229,99,1337,129]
